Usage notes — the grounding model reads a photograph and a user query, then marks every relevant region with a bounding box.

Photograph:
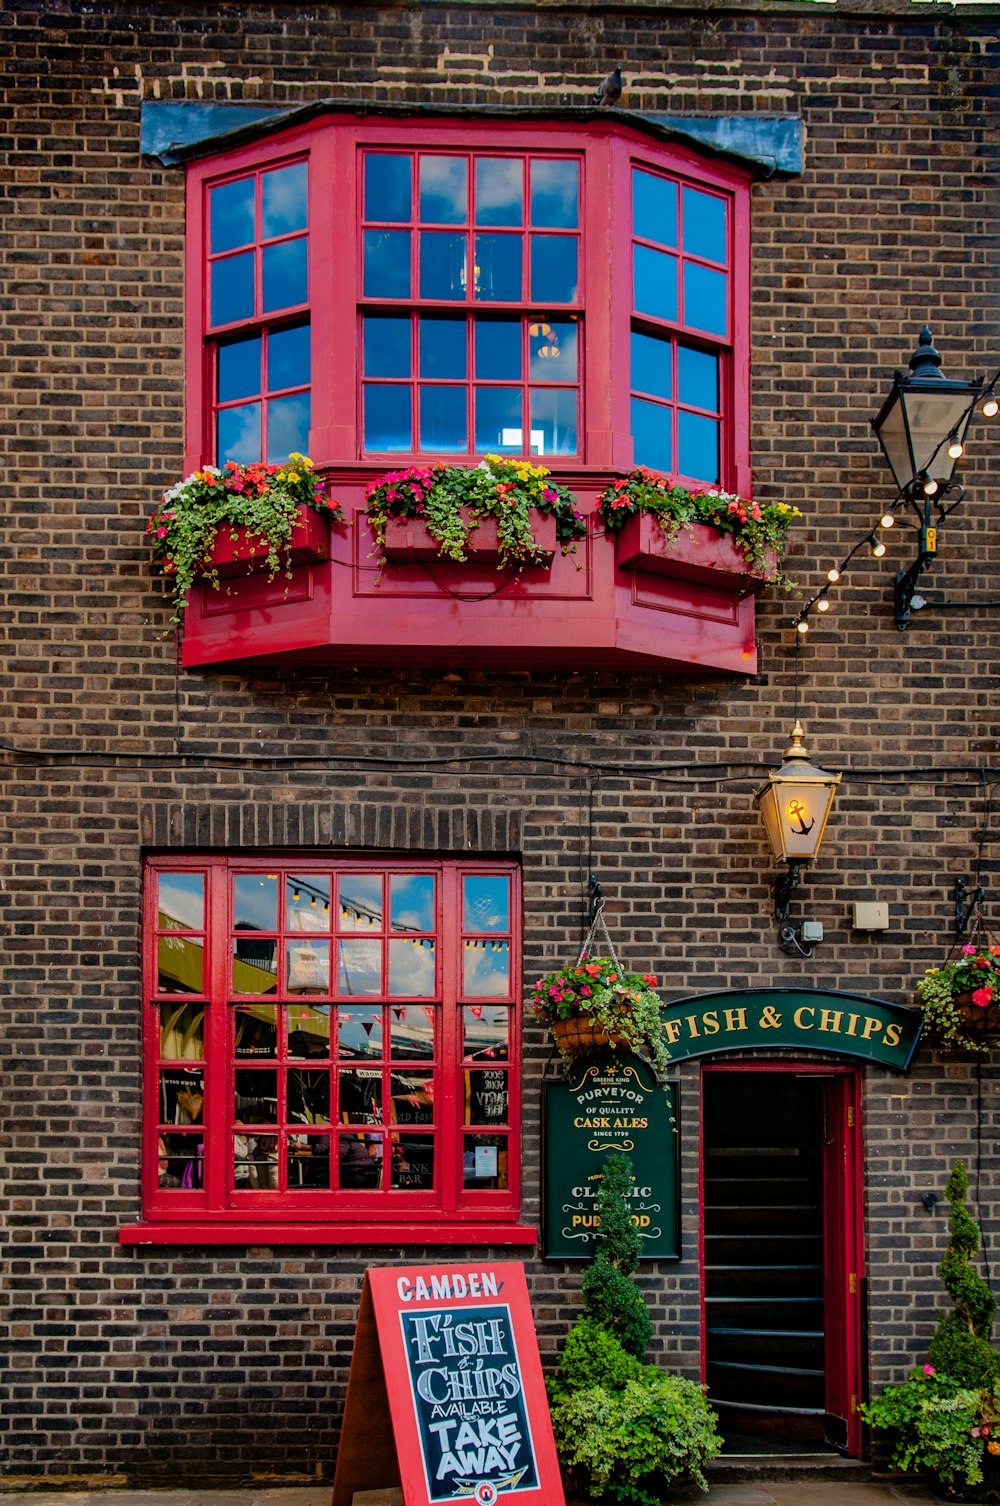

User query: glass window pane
[287,1134,330,1189]
[339,1132,383,1188]
[157,872,205,931]
[159,1132,203,1190]
[634,244,677,322]
[234,873,278,930]
[268,324,310,391]
[678,345,718,412]
[365,154,412,224]
[262,162,308,239]
[463,1133,507,1189]
[530,235,577,303]
[464,940,510,998]
[390,874,436,932]
[529,387,577,456]
[232,937,277,995]
[465,1068,508,1125]
[210,177,255,253]
[474,387,522,454]
[529,319,577,381]
[475,158,522,227]
[474,321,521,380]
[633,168,677,247]
[211,251,255,326]
[683,263,728,336]
[339,875,383,930]
[419,386,467,453]
[338,939,382,996]
[390,1004,436,1060]
[474,234,522,302]
[339,1068,382,1124]
[287,874,331,930]
[266,394,310,463]
[631,330,672,401]
[158,933,204,994]
[391,1071,434,1124]
[338,1004,383,1058]
[389,936,437,996]
[530,159,579,228]
[390,1133,434,1190]
[160,1067,204,1125]
[235,1133,277,1189]
[160,1000,205,1060]
[419,318,466,379]
[631,396,672,473]
[262,237,307,312]
[363,229,411,299]
[217,403,261,465]
[287,939,330,994]
[678,411,720,483]
[420,231,467,300]
[463,1005,509,1060]
[419,156,468,224]
[234,1069,278,1124]
[288,1068,330,1124]
[682,186,726,263]
[463,874,510,931]
[234,1003,277,1058]
[287,1003,331,1059]
[364,316,412,378]
[218,336,262,403]
[363,384,412,452]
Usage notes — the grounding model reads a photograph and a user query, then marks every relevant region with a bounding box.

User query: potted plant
[364,454,586,571]
[147,454,342,625]
[597,465,799,590]
[530,954,670,1075]
[917,944,1000,1054]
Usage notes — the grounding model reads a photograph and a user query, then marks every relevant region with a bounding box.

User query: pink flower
[580,986,591,997]
[542,488,558,502]
[962,944,977,955]
[924,1364,935,1376]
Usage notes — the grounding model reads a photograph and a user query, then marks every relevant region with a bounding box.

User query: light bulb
[827,567,840,584]
[880,511,895,529]
[983,394,999,419]
[796,618,809,634]
[948,439,964,460]
[872,538,887,558]
[923,477,939,496]
[817,594,830,613]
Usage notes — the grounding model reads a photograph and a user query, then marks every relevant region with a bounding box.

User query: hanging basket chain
[577,894,625,972]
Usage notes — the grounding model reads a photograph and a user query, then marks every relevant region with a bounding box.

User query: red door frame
[699,1060,864,1457]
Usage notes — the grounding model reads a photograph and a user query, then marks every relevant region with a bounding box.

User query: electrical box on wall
[853,901,889,930]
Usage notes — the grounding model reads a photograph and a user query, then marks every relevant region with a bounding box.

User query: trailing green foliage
[580,1152,651,1359]
[928,1160,1000,1388]
[861,1367,996,1488]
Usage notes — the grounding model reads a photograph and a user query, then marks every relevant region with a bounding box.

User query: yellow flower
[288,471,300,483]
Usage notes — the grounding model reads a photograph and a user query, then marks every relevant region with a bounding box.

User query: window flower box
[383,508,557,567]
[211,504,330,578]
[615,514,777,592]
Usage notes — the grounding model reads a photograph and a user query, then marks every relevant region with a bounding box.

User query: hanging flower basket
[917,944,1000,1054]
[550,1012,629,1058]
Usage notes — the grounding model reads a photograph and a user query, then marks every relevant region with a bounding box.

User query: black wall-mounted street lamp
[871,327,990,629]
[753,722,841,926]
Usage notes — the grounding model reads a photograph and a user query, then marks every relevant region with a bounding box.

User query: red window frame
[133,854,530,1246]
[183,113,751,494]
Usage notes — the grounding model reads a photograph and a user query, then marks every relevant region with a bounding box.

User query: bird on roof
[593,65,623,106]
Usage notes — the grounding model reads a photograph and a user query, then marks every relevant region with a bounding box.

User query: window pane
[289,1068,330,1124]
[232,937,278,995]
[474,234,522,302]
[464,1005,510,1060]
[634,244,677,321]
[631,330,672,401]
[419,231,466,300]
[339,1132,383,1188]
[419,319,466,380]
[463,874,510,931]
[159,1133,203,1190]
[464,940,510,997]
[158,934,204,994]
[464,1133,507,1189]
[390,1004,435,1060]
[268,324,310,391]
[475,387,522,453]
[389,936,437,996]
[340,1068,382,1124]
[530,159,579,228]
[419,156,467,225]
[234,1069,278,1124]
[160,1067,204,1125]
[365,154,412,224]
[391,1071,434,1124]
[633,168,677,247]
[287,939,330,994]
[160,1000,204,1060]
[364,316,411,379]
[262,237,307,312]
[475,158,522,227]
[531,235,577,302]
[210,177,255,253]
[262,162,308,239]
[217,403,261,465]
[683,263,728,336]
[631,396,672,473]
[529,319,577,381]
[287,1003,331,1059]
[390,1133,434,1190]
[419,386,466,453]
[266,394,310,463]
[218,336,262,403]
[363,384,412,452]
[211,252,255,326]
[530,387,577,456]
[338,939,383,996]
[682,186,726,263]
[678,345,719,411]
[288,1134,330,1189]
[466,1068,508,1125]
[235,1134,277,1189]
[234,1003,277,1058]
[339,875,383,930]
[363,229,411,298]
[338,1004,383,1058]
[678,411,720,483]
[157,872,205,931]
[474,321,521,380]
[234,873,278,930]
[287,873,331,929]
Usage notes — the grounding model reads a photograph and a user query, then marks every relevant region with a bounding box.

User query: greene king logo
[473,1485,498,1506]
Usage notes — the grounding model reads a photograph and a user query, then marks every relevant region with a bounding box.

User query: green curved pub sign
[659,987,922,1070]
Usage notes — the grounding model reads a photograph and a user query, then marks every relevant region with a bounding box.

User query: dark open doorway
[701,1065,862,1456]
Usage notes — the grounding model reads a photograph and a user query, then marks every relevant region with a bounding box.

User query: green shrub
[548,1317,643,1404]
[580,1152,652,1359]
[861,1367,994,1488]
[928,1160,1000,1388]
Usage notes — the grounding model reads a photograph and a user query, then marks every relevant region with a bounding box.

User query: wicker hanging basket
[550,1013,628,1059]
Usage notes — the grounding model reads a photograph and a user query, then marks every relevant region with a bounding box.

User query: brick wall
[3,0,1000,1485]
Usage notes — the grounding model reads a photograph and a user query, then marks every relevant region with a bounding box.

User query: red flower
[972,987,993,1008]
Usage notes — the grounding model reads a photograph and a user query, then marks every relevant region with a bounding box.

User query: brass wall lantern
[754,722,841,921]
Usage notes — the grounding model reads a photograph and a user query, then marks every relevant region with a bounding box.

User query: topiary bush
[928,1160,1000,1389]
[580,1151,652,1359]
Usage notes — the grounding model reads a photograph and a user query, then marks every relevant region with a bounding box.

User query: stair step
[710,1360,824,1380]
[705,1264,823,1297]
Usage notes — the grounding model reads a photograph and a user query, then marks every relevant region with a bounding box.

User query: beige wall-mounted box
[853,901,889,930]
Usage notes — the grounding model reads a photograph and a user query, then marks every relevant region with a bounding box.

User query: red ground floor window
[141,855,523,1238]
